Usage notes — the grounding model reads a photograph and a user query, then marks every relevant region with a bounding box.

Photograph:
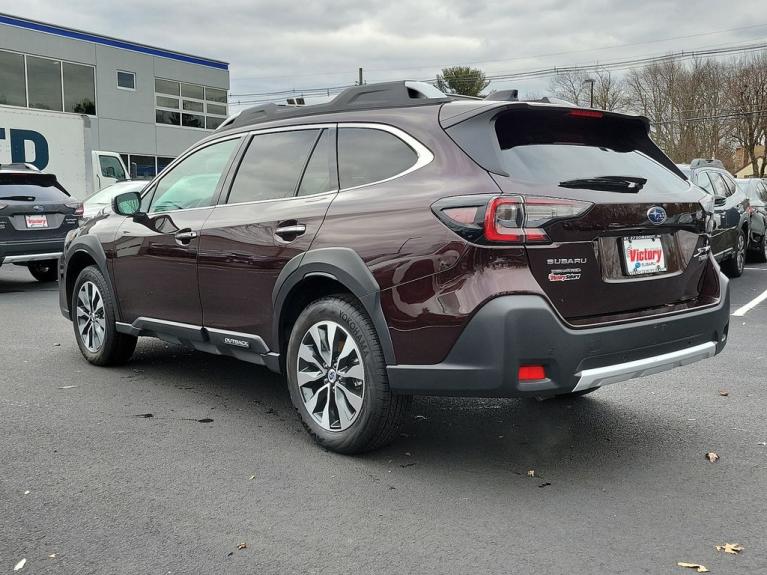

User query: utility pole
[582,78,595,108]
[358,67,364,86]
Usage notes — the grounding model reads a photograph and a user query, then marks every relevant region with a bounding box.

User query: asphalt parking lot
[1,263,766,575]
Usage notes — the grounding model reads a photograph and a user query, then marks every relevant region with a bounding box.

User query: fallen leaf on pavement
[48,554,56,559]
[249,475,256,480]
[719,389,729,396]
[197,418,214,423]
[14,559,26,571]
[705,452,719,463]
[134,413,153,418]
[715,543,744,554]
[400,462,416,468]
[414,415,428,421]
[538,482,551,488]
[758,442,766,447]
[58,385,77,390]
[237,543,247,550]
[677,562,709,573]
[527,470,536,477]
[23,490,30,495]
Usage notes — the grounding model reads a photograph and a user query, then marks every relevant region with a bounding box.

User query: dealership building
[0,13,230,178]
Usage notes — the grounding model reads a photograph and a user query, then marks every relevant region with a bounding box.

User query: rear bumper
[0,239,65,264]
[387,273,730,397]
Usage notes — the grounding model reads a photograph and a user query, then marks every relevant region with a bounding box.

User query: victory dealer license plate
[25,214,48,228]
[622,235,666,276]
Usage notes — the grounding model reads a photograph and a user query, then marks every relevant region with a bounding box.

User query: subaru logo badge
[33,205,44,212]
[647,206,667,225]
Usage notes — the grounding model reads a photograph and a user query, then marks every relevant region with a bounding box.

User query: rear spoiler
[439,102,684,179]
[0,171,70,196]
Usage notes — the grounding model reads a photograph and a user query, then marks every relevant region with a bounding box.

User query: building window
[63,62,96,114]
[0,49,96,115]
[155,78,227,130]
[0,50,26,107]
[117,71,135,90]
[119,154,177,179]
[27,56,63,111]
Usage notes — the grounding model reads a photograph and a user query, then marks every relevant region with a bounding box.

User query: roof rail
[690,158,725,170]
[221,81,451,131]
[0,162,41,172]
[484,91,577,107]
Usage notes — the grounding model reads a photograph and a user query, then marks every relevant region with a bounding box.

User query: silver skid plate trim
[572,341,717,392]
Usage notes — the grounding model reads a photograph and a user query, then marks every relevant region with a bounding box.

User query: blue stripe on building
[0,13,229,70]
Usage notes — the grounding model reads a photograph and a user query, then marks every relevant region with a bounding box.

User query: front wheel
[286,295,410,454]
[721,230,745,278]
[71,266,137,366]
[28,259,59,282]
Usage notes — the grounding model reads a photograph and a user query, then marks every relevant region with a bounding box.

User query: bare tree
[549,68,628,110]
[724,53,767,176]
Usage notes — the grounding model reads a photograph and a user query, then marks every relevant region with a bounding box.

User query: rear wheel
[286,295,410,454]
[71,266,136,366]
[721,230,745,278]
[28,259,58,282]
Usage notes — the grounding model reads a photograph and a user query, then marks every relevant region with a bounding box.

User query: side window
[708,172,729,198]
[719,173,736,196]
[297,129,333,196]
[227,130,320,204]
[695,171,714,194]
[338,128,418,189]
[149,138,239,213]
[760,182,767,203]
[99,155,126,180]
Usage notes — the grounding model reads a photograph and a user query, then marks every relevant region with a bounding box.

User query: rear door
[0,172,80,260]
[487,108,711,324]
[198,125,337,343]
[111,137,242,325]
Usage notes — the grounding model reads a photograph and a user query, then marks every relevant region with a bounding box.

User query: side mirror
[713,195,727,207]
[112,191,142,216]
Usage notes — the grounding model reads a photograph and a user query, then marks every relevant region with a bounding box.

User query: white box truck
[0,105,129,199]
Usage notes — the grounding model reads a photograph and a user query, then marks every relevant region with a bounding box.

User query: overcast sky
[2,0,765,109]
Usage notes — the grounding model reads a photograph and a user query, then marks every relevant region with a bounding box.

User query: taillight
[66,202,84,216]
[433,194,592,244]
[518,365,546,381]
[569,109,603,119]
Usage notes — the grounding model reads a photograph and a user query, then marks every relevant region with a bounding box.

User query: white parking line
[744,267,767,271]
[732,288,767,317]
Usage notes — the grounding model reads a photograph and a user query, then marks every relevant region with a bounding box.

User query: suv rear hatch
[0,172,82,253]
[440,104,715,325]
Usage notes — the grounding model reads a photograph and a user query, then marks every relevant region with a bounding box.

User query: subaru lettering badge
[33,205,44,213]
[647,206,667,225]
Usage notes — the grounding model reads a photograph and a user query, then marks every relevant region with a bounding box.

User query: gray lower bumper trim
[572,341,717,392]
[2,252,62,264]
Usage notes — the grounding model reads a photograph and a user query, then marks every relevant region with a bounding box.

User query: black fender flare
[61,235,120,321]
[272,247,396,365]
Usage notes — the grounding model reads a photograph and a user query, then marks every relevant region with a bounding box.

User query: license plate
[25,214,48,229]
[622,235,666,276]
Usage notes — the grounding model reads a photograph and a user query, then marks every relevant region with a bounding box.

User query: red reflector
[569,109,603,119]
[518,365,546,381]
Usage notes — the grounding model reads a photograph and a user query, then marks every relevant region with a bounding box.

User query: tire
[28,259,59,282]
[750,233,767,263]
[721,230,745,278]
[286,295,411,454]
[71,265,137,366]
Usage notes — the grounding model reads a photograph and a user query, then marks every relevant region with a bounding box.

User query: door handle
[175,230,198,244]
[274,223,306,241]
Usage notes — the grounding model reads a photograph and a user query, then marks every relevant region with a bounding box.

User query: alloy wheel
[296,320,365,432]
[76,281,106,352]
[736,233,745,273]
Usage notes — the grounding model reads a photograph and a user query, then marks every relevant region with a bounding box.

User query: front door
[111,137,242,325]
[198,126,337,346]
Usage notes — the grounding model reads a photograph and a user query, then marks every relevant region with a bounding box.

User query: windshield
[495,109,689,194]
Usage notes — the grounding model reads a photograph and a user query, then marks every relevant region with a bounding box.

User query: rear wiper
[0,195,35,201]
[558,176,647,192]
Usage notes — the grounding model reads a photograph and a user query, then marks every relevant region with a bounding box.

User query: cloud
[1,0,762,108]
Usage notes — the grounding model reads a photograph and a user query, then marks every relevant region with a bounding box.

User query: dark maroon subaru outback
[59,81,729,453]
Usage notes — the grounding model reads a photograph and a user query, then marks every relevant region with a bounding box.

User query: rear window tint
[338,128,417,189]
[0,181,70,202]
[494,110,688,194]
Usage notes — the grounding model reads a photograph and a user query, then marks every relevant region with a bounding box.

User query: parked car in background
[0,105,130,199]
[83,181,147,220]
[677,159,750,277]
[59,81,730,453]
[0,163,81,281]
[735,178,767,262]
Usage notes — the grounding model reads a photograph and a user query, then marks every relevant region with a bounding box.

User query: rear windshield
[0,179,70,202]
[495,110,689,194]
